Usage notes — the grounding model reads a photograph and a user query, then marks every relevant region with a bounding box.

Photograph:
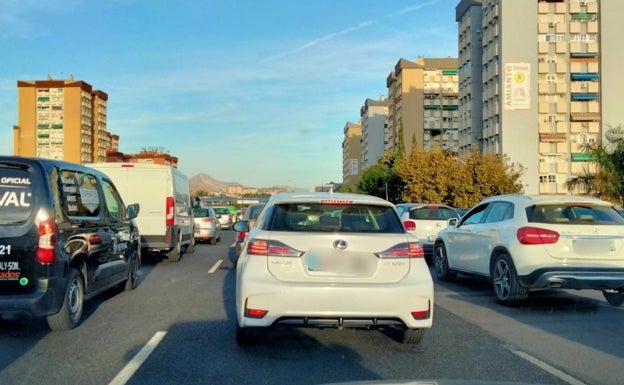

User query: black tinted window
[527,203,624,225]
[267,203,404,233]
[0,167,37,225]
[59,170,101,218]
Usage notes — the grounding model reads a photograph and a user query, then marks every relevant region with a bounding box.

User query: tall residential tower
[14,76,112,164]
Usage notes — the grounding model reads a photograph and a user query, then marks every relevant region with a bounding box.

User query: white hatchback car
[396,203,461,260]
[433,194,624,307]
[234,192,434,345]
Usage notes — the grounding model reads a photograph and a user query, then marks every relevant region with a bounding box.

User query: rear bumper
[520,267,624,290]
[0,277,66,319]
[237,277,433,330]
[194,228,217,241]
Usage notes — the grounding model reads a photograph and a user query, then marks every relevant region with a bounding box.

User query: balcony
[571,72,599,81]
[571,12,596,21]
[571,92,598,101]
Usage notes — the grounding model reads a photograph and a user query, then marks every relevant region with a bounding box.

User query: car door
[100,178,135,286]
[444,203,490,272]
[57,169,114,294]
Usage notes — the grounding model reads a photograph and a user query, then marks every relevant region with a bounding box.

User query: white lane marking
[108,331,167,385]
[208,259,223,274]
[512,349,588,385]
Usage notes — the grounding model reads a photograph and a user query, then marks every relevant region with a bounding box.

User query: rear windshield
[193,208,211,218]
[265,203,404,233]
[526,203,624,225]
[408,206,459,220]
[0,167,38,225]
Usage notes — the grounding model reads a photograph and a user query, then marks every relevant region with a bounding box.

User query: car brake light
[321,199,353,205]
[201,218,215,223]
[165,196,175,226]
[247,239,302,257]
[411,301,431,319]
[404,220,416,231]
[517,226,560,245]
[237,231,247,241]
[411,310,430,320]
[376,242,423,258]
[37,219,57,264]
[245,308,268,318]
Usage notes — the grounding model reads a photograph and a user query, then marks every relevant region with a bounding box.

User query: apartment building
[385,57,459,156]
[360,97,390,170]
[14,75,112,164]
[456,0,624,195]
[342,121,362,191]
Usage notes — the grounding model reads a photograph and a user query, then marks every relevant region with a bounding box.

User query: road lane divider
[511,349,587,385]
[108,331,167,385]
[208,259,223,274]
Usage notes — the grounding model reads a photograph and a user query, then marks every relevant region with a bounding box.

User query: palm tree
[566,123,624,206]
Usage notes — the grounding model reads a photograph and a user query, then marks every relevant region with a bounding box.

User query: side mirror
[448,218,458,227]
[233,220,249,232]
[127,203,140,220]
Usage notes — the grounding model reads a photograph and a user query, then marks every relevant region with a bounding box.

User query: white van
[86,162,195,262]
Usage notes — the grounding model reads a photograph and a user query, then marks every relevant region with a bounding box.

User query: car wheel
[603,289,624,307]
[399,328,424,345]
[491,253,528,306]
[167,239,181,263]
[185,234,195,254]
[124,250,140,291]
[47,268,85,330]
[433,243,456,281]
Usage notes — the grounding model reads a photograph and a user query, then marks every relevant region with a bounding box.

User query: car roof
[265,192,393,207]
[480,194,611,206]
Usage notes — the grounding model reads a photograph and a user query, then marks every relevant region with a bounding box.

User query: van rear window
[0,168,37,225]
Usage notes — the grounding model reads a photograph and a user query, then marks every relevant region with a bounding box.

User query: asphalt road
[0,231,622,385]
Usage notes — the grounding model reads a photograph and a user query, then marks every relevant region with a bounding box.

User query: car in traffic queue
[213,206,234,230]
[0,156,141,330]
[396,203,461,261]
[433,194,624,307]
[234,192,433,345]
[234,202,266,259]
[193,206,222,244]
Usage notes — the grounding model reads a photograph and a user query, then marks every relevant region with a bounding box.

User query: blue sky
[0,0,458,189]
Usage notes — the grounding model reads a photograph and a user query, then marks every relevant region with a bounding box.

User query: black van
[0,156,141,330]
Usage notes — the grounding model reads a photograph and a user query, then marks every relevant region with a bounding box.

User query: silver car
[193,207,222,244]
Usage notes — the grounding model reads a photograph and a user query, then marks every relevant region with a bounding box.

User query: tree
[357,152,405,203]
[396,146,524,208]
[566,123,624,206]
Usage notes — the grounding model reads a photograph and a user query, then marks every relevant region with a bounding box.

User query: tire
[399,328,425,345]
[124,250,140,291]
[209,235,217,245]
[433,243,456,281]
[167,239,181,263]
[603,289,624,307]
[186,234,195,254]
[47,268,85,331]
[491,253,528,306]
